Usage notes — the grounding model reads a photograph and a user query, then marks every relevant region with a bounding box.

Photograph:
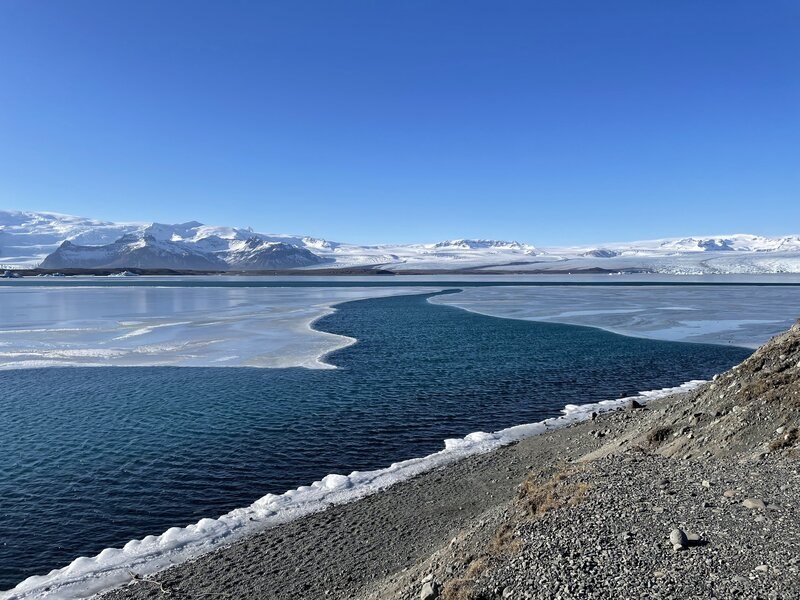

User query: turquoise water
[0,291,751,589]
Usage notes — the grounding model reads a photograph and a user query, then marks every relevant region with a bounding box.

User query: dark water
[0,291,751,589]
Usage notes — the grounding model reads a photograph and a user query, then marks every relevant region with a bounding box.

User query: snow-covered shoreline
[1,284,792,598]
[2,380,704,600]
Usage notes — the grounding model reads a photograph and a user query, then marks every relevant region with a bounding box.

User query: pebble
[669,528,688,551]
[742,498,767,510]
[420,580,439,600]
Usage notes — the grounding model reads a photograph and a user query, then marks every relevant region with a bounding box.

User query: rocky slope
[586,319,800,462]
[366,321,800,600]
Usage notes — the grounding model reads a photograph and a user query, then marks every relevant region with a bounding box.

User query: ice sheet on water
[1,283,794,371]
[430,285,800,347]
[0,287,438,370]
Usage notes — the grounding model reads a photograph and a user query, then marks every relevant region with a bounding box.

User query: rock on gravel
[425,454,799,600]
[419,580,439,600]
[669,528,689,550]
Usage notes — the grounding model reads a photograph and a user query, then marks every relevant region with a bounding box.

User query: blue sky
[0,1,797,245]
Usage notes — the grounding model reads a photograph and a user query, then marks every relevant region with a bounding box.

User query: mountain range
[2,210,800,274]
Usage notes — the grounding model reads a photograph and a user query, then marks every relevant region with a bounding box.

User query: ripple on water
[0,291,751,589]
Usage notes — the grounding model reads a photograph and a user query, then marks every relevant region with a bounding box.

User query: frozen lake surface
[0,286,436,369]
[1,280,798,370]
[432,285,800,348]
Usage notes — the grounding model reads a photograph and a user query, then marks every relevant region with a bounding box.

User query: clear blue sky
[0,1,797,245]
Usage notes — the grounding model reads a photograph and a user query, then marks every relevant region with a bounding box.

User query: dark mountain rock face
[40,234,326,271]
[697,239,734,251]
[581,249,620,258]
[225,239,328,269]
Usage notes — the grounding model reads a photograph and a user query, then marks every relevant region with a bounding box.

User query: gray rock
[420,580,439,600]
[669,528,688,550]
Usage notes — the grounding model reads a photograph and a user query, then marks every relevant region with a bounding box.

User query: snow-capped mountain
[0,211,141,267]
[654,235,800,253]
[431,239,535,251]
[2,210,800,274]
[39,221,326,270]
[571,234,800,257]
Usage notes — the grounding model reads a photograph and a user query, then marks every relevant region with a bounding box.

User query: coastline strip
[3,380,702,600]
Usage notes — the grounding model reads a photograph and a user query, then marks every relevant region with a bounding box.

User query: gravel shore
[104,321,800,600]
[103,406,612,600]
